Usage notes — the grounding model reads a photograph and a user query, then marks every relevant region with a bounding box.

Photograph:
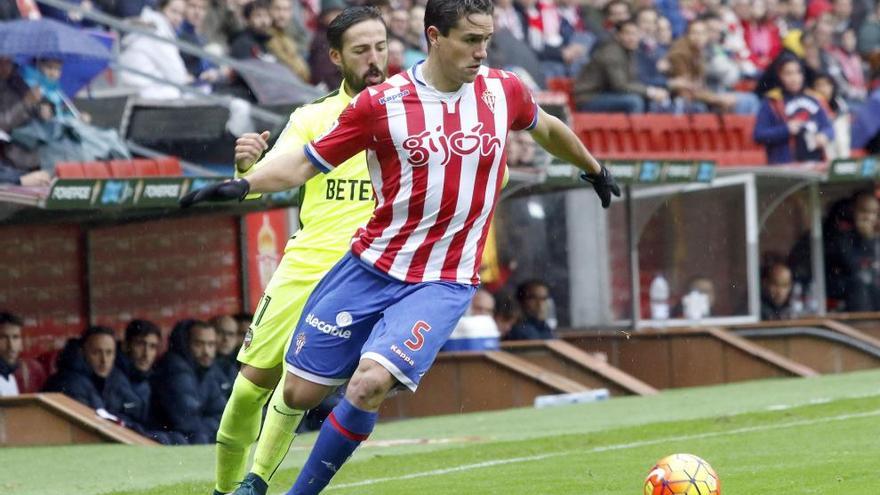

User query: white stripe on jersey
[421,87,481,281]
[387,79,449,278]
[456,77,509,282]
[358,84,415,269]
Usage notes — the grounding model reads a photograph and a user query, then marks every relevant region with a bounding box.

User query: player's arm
[530,108,621,208]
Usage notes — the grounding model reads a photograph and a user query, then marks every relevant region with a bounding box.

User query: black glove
[580,166,621,209]
[179,178,250,208]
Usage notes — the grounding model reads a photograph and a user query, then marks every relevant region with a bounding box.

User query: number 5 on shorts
[404,321,431,351]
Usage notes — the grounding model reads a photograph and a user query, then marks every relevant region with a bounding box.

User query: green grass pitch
[4,369,880,495]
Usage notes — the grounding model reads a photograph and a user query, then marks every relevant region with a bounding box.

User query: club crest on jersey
[481,89,496,113]
[402,123,503,167]
[294,332,306,355]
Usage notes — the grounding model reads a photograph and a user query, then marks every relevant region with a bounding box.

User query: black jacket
[43,339,147,428]
[150,321,229,444]
[507,317,555,341]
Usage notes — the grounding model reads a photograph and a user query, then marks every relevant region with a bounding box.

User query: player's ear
[329,47,343,68]
[425,25,440,49]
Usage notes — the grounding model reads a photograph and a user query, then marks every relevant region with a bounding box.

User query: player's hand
[179,178,250,208]
[235,131,270,173]
[581,165,621,209]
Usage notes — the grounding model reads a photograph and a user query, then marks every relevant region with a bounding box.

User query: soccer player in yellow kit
[212,8,389,495]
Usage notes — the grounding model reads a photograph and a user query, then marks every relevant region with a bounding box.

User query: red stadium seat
[54,161,85,178]
[108,159,136,178]
[132,158,160,176]
[572,113,635,154]
[81,161,112,178]
[154,156,183,176]
[546,77,575,112]
[688,113,724,152]
[721,114,762,152]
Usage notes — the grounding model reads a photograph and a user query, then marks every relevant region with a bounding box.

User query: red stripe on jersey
[440,78,497,280]
[405,98,465,282]
[372,89,430,274]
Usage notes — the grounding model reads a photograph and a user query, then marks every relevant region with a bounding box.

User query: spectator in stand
[812,71,851,159]
[831,0,853,34]
[210,314,240,385]
[761,262,795,320]
[118,0,192,99]
[267,0,312,82]
[574,20,669,113]
[232,312,253,341]
[635,8,670,89]
[494,291,521,340]
[701,12,744,94]
[0,312,47,396]
[741,0,783,73]
[0,58,48,186]
[443,289,501,352]
[755,54,834,164]
[386,37,405,75]
[655,0,686,38]
[603,0,632,27]
[858,2,880,60]
[508,280,555,341]
[229,0,276,61]
[201,0,249,51]
[308,0,346,89]
[151,319,228,444]
[117,319,161,407]
[778,0,807,36]
[22,58,77,119]
[506,130,540,168]
[666,18,760,114]
[43,327,179,443]
[657,13,674,48]
[825,191,880,312]
[515,0,589,77]
[179,0,227,84]
[828,27,868,103]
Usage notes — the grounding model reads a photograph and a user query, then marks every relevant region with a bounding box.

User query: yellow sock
[251,383,305,482]
[215,374,272,494]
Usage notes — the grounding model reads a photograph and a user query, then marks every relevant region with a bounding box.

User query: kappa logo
[481,89,496,113]
[378,89,410,105]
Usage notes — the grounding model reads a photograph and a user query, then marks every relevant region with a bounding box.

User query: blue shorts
[285,252,476,391]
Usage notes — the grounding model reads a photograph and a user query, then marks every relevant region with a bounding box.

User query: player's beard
[344,63,386,93]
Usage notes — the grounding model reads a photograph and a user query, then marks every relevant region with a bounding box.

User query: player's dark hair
[125,319,161,343]
[327,6,386,51]
[243,0,271,20]
[0,311,23,327]
[515,279,549,303]
[81,325,116,344]
[423,0,493,45]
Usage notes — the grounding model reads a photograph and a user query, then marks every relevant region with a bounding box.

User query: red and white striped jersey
[304,62,538,285]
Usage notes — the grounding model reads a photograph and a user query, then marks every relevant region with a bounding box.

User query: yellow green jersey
[239,82,374,278]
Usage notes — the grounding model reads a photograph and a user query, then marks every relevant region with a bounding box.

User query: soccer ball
[643,453,720,495]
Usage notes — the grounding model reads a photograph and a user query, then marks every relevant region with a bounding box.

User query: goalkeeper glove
[580,166,621,209]
[179,178,250,208]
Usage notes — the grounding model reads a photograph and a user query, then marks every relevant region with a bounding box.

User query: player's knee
[346,363,394,409]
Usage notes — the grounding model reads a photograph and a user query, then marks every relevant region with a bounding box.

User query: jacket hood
[167,319,198,365]
[55,338,90,375]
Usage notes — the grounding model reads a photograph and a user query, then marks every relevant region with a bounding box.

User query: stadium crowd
[1,0,880,185]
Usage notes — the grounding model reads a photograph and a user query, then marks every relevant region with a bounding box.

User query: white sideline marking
[320,408,880,491]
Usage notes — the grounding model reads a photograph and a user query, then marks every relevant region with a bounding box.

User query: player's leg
[215,279,313,494]
[288,281,477,495]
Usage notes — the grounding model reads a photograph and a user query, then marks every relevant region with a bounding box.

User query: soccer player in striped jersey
[182,1,619,493]
[209,7,389,495]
